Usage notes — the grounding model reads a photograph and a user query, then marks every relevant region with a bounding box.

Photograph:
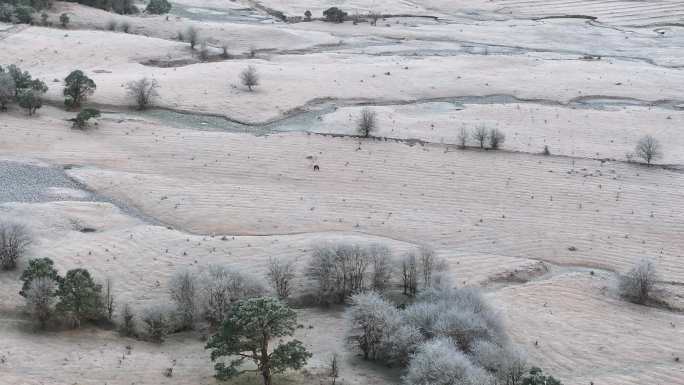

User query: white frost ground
[2,1,684,384]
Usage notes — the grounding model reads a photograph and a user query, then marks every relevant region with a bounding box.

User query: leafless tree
[489,128,505,149]
[471,340,527,385]
[457,127,468,149]
[169,269,198,329]
[198,264,266,326]
[186,26,199,49]
[199,40,209,61]
[401,253,418,296]
[619,258,659,304]
[357,107,377,138]
[306,243,374,305]
[119,303,136,337]
[472,125,488,149]
[267,257,296,300]
[126,77,159,110]
[635,135,662,165]
[328,353,340,385]
[369,244,393,293]
[0,222,31,270]
[240,65,259,91]
[102,277,115,322]
[26,277,56,329]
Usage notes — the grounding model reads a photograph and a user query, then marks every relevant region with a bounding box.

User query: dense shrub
[141,304,174,342]
[357,107,377,137]
[72,108,100,129]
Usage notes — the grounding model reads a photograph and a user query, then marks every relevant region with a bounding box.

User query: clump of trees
[125,77,159,110]
[63,70,96,109]
[19,257,113,329]
[357,107,377,138]
[111,0,139,15]
[346,286,562,385]
[0,221,31,270]
[472,125,489,149]
[635,135,662,165]
[205,297,311,385]
[0,64,48,116]
[239,65,259,91]
[323,7,347,23]
[145,0,171,14]
[618,258,660,305]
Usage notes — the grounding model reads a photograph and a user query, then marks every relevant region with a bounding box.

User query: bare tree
[471,340,527,385]
[357,107,377,138]
[199,40,209,61]
[239,65,259,91]
[346,292,398,361]
[169,269,198,329]
[198,264,266,326]
[125,77,159,110]
[472,125,488,149]
[266,257,296,300]
[26,277,56,329]
[418,247,436,289]
[619,258,659,304]
[370,244,393,293]
[401,253,418,296]
[328,353,340,384]
[489,128,505,150]
[635,135,662,165]
[306,243,373,305]
[102,277,115,322]
[0,222,31,270]
[457,127,468,149]
[186,26,199,49]
[119,303,136,337]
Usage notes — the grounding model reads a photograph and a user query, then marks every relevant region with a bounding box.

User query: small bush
[125,77,159,110]
[0,222,31,271]
[357,107,377,138]
[142,304,174,343]
[635,135,662,165]
[618,259,659,304]
[106,19,117,31]
[239,65,259,91]
[72,108,101,129]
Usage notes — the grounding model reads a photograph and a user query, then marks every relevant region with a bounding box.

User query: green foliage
[59,12,69,28]
[0,72,15,111]
[521,367,562,385]
[73,108,101,129]
[111,0,138,14]
[56,268,104,325]
[13,5,33,24]
[145,0,171,14]
[205,297,311,385]
[63,70,96,109]
[20,257,61,297]
[323,7,347,23]
[0,4,14,23]
[17,89,42,115]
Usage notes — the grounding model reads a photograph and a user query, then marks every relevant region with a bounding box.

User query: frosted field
[1,1,683,384]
